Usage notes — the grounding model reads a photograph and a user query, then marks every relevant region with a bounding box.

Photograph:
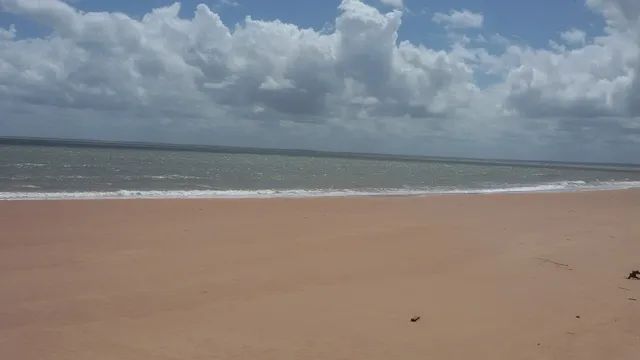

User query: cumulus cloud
[379,0,403,9]
[215,0,239,8]
[501,44,633,118]
[0,0,475,123]
[560,28,587,46]
[0,0,639,162]
[499,0,640,120]
[432,9,484,29]
[0,24,16,39]
[586,0,640,30]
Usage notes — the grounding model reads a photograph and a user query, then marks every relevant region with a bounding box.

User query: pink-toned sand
[1,190,639,359]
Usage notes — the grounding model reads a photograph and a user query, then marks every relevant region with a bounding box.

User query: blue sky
[0,0,638,162]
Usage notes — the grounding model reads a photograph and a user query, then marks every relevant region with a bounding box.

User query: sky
[0,0,639,162]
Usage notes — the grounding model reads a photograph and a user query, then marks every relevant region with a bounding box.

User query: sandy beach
[1,190,639,359]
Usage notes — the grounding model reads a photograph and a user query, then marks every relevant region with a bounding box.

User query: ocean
[2,143,640,200]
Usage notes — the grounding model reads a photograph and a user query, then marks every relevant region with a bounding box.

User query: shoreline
[2,181,640,201]
[2,189,639,359]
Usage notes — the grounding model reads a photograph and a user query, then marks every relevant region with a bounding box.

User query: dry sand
[1,190,639,359]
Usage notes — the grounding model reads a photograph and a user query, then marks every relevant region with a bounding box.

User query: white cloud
[432,9,484,29]
[0,0,639,161]
[498,0,640,120]
[560,28,586,46]
[213,0,239,8]
[259,76,295,90]
[0,24,16,40]
[0,0,475,123]
[586,0,640,30]
[379,0,403,9]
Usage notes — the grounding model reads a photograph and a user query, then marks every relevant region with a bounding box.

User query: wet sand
[1,190,639,359]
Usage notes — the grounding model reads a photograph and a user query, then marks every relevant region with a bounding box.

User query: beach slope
[1,190,639,359]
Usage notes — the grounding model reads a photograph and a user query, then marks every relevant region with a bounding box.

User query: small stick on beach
[536,257,570,267]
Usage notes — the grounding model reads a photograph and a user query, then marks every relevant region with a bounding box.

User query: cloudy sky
[1,0,639,162]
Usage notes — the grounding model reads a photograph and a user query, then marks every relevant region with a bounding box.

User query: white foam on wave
[12,163,47,168]
[148,175,203,180]
[1,181,640,201]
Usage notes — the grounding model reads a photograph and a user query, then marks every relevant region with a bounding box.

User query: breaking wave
[1,181,640,200]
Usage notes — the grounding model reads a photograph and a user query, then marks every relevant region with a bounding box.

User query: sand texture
[1,190,640,359]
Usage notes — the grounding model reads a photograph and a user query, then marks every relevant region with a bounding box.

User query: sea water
[1,144,640,200]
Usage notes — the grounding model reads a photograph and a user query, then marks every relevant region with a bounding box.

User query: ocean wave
[5,163,48,168]
[17,185,41,189]
[148,175,203,180]
[46,175,96,179]
[1,181,640,200]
